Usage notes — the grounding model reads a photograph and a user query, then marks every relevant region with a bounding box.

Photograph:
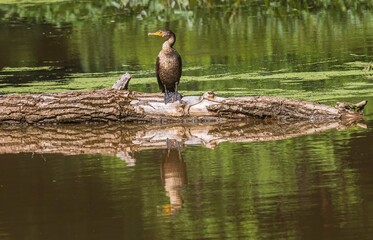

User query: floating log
[0,73,367,124]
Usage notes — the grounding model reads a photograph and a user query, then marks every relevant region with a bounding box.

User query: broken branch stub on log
[112,72,132,90]
[0,73,367,124]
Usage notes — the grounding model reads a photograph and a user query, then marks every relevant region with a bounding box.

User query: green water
[0,1,373,239]
[1,1,373,101]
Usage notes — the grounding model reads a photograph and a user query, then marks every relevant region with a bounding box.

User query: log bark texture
[0,89,366,124]
[0,89,132,124]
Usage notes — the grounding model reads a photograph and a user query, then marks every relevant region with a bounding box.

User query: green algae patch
[0,71,157,94]
[1,66,56,72]
[180,61,370,83]
[1,61,372,104]
[180,69,366,83]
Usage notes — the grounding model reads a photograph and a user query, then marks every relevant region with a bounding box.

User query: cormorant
[148,29,182,104]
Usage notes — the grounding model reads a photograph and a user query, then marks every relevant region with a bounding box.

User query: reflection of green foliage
[3,1,372,74]
[1,0,373,25]
[0,0,192,25]
[1,1,372,106]
[166,126,367,239]
[0,1,115,26]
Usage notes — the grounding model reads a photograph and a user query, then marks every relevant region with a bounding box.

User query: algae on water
[0,61,372,104]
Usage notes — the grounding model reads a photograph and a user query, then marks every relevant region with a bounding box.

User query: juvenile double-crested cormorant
[148,29,182,104]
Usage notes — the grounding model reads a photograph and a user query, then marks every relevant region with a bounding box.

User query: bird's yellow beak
[148,31,163,37]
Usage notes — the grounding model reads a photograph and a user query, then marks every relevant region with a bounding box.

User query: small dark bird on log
[148,29,182,104]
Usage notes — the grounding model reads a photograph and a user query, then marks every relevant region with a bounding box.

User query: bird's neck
[162,34,176,50]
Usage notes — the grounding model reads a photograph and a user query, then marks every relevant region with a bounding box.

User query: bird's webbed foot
[163,84,182,104]
[164,92,182,104]
[172,92,182,102]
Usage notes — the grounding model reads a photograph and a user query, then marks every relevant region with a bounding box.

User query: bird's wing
[156,56,165,92]
[178,54,182,75]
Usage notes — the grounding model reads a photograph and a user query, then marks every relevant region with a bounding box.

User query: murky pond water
[1,1,373,239]
[0,119,373,239]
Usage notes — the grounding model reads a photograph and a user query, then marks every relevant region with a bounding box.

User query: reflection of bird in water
[148,30,182,104]
[161,139,187,215]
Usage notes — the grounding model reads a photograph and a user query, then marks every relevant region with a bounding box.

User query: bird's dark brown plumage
[148,29,182,104]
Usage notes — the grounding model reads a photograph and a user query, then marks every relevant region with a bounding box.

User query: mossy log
[0,73,367,124]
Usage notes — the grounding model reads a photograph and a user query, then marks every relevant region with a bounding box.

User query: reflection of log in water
[0,121,365,157]
[160,139,187,215]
